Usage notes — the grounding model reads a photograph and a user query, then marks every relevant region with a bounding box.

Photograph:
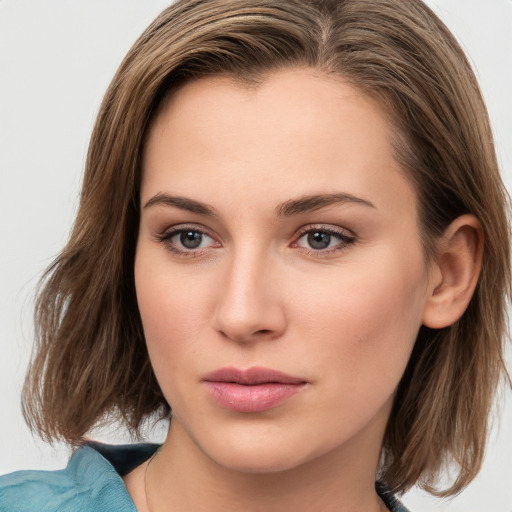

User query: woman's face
[135,69,436,474]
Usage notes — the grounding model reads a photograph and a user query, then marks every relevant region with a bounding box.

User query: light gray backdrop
[1,1,511,511]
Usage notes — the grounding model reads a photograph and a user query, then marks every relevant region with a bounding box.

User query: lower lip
[204,382,306,413]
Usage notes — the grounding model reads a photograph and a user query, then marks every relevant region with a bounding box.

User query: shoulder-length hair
[23,0,510,497]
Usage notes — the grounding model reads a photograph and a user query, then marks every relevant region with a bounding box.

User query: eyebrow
[144,193,217,216]
[276,193,375,216]
[143,191,375,217]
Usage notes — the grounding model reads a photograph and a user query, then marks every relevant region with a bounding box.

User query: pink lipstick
[203,366,307,413]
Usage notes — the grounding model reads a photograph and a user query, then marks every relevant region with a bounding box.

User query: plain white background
[1,1,511,510]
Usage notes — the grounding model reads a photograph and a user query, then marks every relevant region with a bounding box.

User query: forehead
[141,68,416,217]
[147,69,393,155]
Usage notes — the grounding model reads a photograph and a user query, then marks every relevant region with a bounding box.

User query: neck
[141,419,387,512]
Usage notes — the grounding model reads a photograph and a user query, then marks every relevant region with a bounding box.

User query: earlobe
[422,215,483,329]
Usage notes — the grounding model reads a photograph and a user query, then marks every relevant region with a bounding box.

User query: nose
[214,249,287,343]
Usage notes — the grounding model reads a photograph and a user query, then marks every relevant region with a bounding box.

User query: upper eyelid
[159,223,216,238]
[156,223,355,246]
[294,224,355,238]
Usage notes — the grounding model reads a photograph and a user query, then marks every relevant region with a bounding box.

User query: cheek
[291,252,427,395]
[134,253,213,390]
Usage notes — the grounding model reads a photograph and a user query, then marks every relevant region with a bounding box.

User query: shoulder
[0,444,145,512]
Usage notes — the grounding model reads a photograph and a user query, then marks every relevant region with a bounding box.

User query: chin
[194,422,338,476]
[209,444,313,474]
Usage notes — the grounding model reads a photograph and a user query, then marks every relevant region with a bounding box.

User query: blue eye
[295,227,355,253]
[158,226,219,255]
[179,230,205,249]
[306,231,332,249]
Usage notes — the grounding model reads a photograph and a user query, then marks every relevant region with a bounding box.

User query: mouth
[203,366,308,413]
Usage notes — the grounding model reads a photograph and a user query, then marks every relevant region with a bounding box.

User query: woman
[1,0,510,511]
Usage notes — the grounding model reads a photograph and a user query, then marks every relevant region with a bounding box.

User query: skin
[126,68,482,512]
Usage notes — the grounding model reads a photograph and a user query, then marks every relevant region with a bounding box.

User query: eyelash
[156,224,218,257]
[292,225,356,256]
[156,224,356,257]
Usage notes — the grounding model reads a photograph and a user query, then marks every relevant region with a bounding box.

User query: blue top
[0,443,410,511]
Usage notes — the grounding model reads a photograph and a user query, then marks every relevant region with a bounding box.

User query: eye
[157,226,220,255]
[177,230,207,249]
[304,231,333,250]
[293,226,355,254]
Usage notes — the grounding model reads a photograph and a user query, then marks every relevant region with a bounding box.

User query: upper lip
[203,366,306,385]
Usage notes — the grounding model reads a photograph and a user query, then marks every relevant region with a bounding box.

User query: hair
[22,0,510,497]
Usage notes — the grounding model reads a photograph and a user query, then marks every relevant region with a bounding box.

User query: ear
[422,214,483,329]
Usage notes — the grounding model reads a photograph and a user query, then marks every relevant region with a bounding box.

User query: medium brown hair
[23,0,510,496]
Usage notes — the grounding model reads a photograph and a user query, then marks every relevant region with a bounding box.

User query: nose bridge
[214,243,285,342]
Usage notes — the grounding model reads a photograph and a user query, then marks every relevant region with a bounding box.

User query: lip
[203,366,307,413]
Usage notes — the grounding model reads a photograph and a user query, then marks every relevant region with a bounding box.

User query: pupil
[180,231,202,249]
[308,231,330,249]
